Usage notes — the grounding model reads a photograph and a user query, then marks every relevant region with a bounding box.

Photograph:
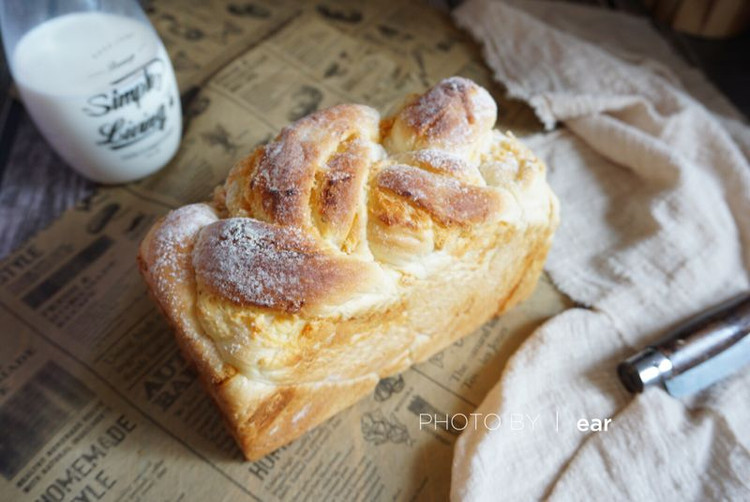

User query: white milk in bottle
[10,12,181,183]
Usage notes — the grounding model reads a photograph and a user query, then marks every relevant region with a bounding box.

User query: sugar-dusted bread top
[139,77,556,385]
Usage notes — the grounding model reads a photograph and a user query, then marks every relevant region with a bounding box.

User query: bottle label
[83,58,173,151]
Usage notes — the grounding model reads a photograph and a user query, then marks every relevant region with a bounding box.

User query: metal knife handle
[618,292,750,395]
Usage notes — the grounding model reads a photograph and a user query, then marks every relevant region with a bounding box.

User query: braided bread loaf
[138,77,559,460]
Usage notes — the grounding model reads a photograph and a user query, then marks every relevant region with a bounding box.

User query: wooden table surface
[0,0,747,260]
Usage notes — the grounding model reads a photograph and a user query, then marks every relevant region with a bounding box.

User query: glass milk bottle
[1,0,182,183]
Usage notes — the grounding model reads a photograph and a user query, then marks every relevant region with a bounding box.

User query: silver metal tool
[617,292,750,397]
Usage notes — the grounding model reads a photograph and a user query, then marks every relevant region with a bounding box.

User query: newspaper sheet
[0,1,569,500]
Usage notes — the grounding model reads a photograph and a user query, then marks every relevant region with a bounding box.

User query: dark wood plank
[0,111,94,257]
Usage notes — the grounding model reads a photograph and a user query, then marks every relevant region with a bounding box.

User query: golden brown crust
[395,149,484,184]
[222,104,380,231]
[137,77,559,460]
[384,76,497,154]
[376,163,501,227]
[312,137,371,247]
[192,218,379,314]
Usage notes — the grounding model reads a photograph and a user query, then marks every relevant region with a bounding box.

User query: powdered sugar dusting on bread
[157,204,218,244]
[194,219,305,310]
[392,76,497,149]
[235,104,381,230]
[403,148,484,185]
[147,204,218,299]
[193,218,375,314]
[250,135,313,226]
[411,149,466,173]
[377,164,499,226]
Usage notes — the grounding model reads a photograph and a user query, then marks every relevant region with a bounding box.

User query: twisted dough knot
[192,77,522,318]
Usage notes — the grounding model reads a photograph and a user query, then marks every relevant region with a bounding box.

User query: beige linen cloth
[450,1,750,500]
